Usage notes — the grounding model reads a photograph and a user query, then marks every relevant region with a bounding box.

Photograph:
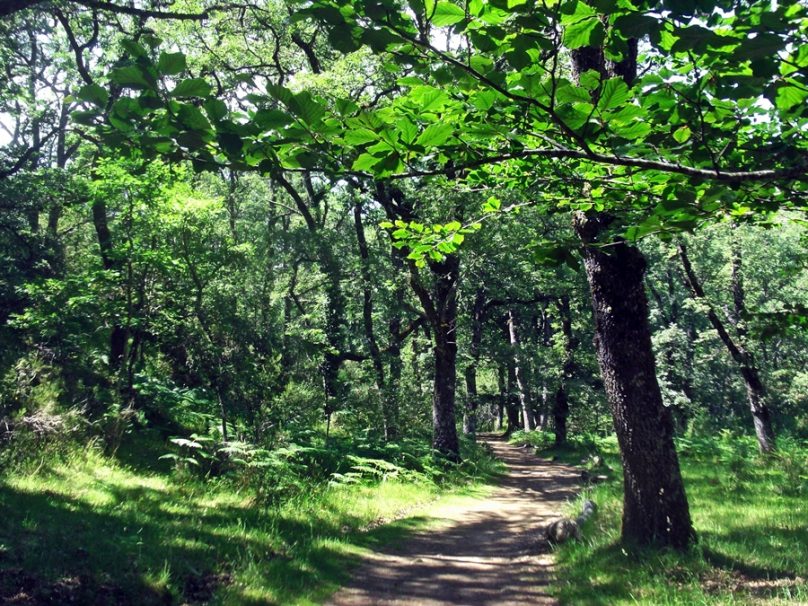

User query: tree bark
[425,256,461,460]
[570,30,693,549]
[575,213,694,548]
[353,201,390,435]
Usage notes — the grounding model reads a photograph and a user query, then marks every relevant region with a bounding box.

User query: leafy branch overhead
[79,0,806,251]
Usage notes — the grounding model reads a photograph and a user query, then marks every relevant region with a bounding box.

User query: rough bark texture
[571,32,694,549]
[678,242,776,453]
[427,256,461,461]
[575,213,694,548]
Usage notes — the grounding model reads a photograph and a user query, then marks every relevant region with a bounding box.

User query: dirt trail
[326,434,580,606]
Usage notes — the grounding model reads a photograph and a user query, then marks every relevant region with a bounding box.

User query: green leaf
[410,86,451,112]
[76,83,109,108]
[290,91,325,125]
[597,78,630,111]
[555,84,591,104]
[431,1,465,26]
[344,128,379,145]
[415,123,454,147]
[254,109,293,130]
[673,125,692,143]
[352,153,380,172]
[612,120,651,139]
[562,2,603,49]
[157,52,187,76]
[775,84,808,113]
[109,65,153,89]
[172,78,212,98]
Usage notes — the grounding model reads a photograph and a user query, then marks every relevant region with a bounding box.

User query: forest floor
[326,435,580,606]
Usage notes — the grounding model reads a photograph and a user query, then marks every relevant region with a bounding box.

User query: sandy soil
[326,434,580,606]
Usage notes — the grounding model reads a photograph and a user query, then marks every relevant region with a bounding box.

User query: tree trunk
[463,287,486,437]
[570,31,693,550]
[678,241,776,453]
[575,213,694,549]
[428,256,461,461]
[496,365,506,431]
[353,201,398,439]
[507,309,535,431]
[553,295,575,447]
[91,196,128,373]
[505,361,522,435]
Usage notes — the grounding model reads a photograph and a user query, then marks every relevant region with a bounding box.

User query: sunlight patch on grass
[0,439,498,605]
[521,432,808,605]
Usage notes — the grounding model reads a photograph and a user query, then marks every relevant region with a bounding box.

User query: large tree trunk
[427,256,461,461]
[507,309,535,431]
[575,213,693,549]
[570,30,693,550]
[678,241,776,453]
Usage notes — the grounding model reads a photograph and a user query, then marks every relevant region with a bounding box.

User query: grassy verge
[510,430,808,605]
[0,433,500,605]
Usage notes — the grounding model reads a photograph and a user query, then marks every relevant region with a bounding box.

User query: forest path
[325,434,580,606]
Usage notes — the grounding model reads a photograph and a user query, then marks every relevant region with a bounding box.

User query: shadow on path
[326,434,580,606]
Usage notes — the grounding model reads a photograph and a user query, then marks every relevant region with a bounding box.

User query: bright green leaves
[431,1,465,26]
[561,1,604,49]
[253,109,293,131]
[379,219,480,266]
[673,126,692,144]
[267,85,326,126]
[597,78,630,112]
[409,85,451,113]
[415,123,453,148]
[482,196,501,213]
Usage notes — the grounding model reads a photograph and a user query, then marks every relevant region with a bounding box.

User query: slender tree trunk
[496,365,506,431]
[678,241,776,453]
[463,287,486,437]
[553,295,575,446]
[575,213,693,548]
[385,247,406,437]
[353,201,397,439]
[507,309,535,431]
[505,360,522,435]
[91,196,128,373]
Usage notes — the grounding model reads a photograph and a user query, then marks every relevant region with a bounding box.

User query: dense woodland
[0,0,807,603]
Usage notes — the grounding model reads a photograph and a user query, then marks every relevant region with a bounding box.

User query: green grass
[511,430,808,605]
[0,433,500,605]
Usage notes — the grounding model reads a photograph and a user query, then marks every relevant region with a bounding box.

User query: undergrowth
[0,428,500,605]
[512,429,808,605]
